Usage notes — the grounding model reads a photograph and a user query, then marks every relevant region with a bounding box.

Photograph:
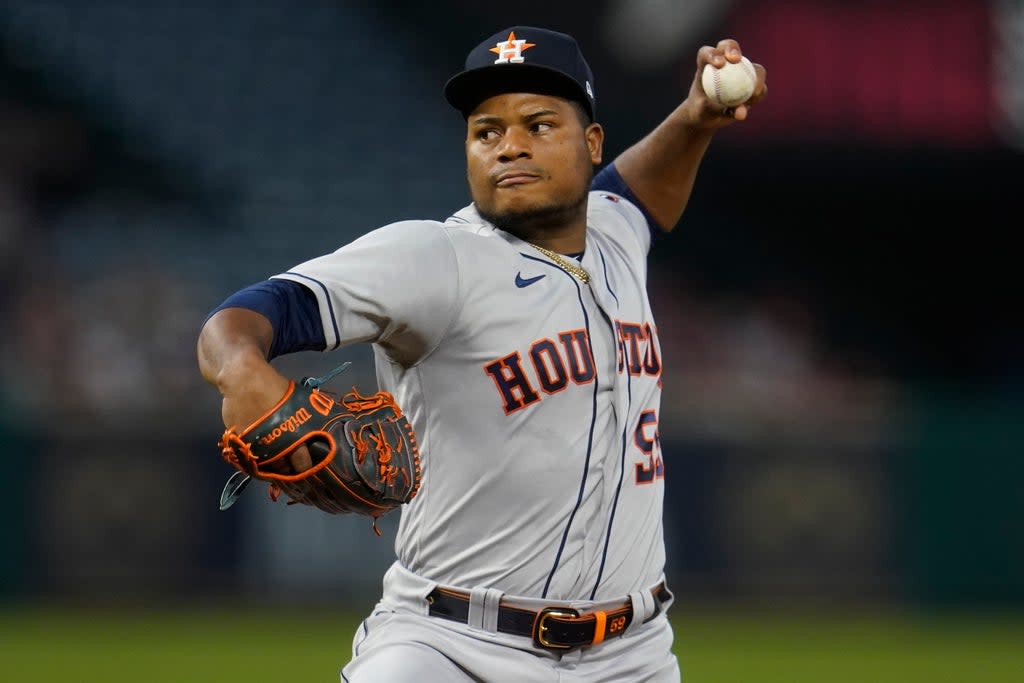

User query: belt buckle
[533,607,580,650]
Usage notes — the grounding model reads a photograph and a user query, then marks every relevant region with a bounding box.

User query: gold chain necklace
[529,244,590,284]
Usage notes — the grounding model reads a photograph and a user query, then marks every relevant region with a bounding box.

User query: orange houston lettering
[485,323,657,413]
[483,328,599,413]
[615,319,661,378]
[483,351,541,415]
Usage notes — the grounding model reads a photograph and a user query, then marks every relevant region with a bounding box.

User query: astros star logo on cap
[490,31,536,64]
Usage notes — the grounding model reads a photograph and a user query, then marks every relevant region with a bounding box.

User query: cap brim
[444,64,593,119]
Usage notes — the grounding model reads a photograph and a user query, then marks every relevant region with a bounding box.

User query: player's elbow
[196,308,275,391]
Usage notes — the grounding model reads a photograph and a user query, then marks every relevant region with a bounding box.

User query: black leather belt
[426,583,672,651]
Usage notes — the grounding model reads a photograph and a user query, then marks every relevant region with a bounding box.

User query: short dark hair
[568,99,593,128]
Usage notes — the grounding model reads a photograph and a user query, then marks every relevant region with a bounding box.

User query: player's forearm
[611,101,715,232]
[197,307,275,394]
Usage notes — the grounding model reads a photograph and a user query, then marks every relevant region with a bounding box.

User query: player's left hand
[685,38,767,127]
[217,372,423,534]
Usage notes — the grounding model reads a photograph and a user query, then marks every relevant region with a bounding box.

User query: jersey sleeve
[203,278,326,359]
[587,184,656,258]
[591,162,664,247]
[271,220,460,366]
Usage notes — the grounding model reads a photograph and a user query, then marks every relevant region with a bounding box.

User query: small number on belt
[609,616,627,632]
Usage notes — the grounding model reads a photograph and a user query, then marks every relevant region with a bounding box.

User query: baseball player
[197,26,766,683]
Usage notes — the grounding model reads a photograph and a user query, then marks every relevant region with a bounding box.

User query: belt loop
[467,587,503,632]
[624,589,657,636]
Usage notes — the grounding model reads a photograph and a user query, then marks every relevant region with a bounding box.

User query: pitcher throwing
[197,25,766,682]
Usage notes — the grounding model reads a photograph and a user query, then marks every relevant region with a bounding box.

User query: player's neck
[522,213,588,254]
[480,197,588,254]
[529,230,586,255]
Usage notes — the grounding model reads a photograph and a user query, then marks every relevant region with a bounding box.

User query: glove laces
[303,361,352,389]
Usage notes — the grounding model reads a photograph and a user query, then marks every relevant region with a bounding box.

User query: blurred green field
[1,604,1021,682]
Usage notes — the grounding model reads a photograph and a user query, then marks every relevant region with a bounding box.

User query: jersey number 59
[634,409,664,484]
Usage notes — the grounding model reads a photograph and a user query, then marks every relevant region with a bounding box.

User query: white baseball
[701,56,757,107]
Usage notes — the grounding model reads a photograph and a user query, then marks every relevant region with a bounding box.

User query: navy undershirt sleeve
[591,162,666,239]
[204,279,327,359]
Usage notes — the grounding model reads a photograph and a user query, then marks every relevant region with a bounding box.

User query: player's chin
[482,203,571,236]
[489,189,557,214]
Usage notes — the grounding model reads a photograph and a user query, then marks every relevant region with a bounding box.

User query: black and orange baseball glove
[217,365,422,535]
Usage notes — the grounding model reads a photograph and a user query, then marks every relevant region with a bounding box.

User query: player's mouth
[494,171,542,187]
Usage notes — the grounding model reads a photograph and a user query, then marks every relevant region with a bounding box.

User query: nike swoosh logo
[515,272,546,288]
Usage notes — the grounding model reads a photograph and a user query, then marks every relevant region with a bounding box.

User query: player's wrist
[671,97,717,132]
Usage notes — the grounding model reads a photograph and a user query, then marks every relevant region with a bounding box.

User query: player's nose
[496,126,532,162]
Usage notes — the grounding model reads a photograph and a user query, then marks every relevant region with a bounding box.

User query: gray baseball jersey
[272,190,665,602]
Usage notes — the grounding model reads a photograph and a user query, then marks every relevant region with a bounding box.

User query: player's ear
[585,122,604,165]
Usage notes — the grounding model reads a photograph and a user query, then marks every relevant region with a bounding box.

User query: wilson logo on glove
[217,364,422,536]
[257,407,313,446]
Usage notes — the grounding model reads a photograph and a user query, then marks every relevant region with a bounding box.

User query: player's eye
[476,128,500,142]
[531,121,554,133]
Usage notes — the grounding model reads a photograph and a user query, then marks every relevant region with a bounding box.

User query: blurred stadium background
[0,0,1021,681]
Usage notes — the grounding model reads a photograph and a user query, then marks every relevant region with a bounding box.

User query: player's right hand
[686,39,767,126]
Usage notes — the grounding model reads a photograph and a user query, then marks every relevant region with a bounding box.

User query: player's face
[465,93,603,239]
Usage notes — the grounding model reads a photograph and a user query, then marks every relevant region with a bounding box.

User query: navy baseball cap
[444,26,596,121]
